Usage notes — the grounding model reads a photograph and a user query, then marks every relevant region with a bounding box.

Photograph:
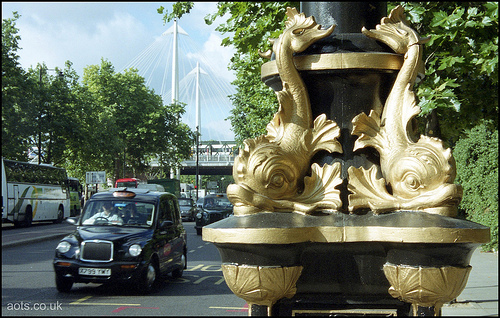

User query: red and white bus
[114,178,140,188]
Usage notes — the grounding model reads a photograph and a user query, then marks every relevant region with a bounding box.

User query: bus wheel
[54,206,64,224]
[23,206,33,227]
[13,215,29,228]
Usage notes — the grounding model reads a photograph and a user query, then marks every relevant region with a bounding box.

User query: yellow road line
[210,306,248,310]
[70,296,92,304]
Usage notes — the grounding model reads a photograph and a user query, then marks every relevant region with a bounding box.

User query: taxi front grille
[81,240,113,262]
[209,211,232,223]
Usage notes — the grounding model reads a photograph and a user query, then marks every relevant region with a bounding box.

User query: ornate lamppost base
[204,211,489,316]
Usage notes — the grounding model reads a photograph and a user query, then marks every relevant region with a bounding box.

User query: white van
[137,183,165,192]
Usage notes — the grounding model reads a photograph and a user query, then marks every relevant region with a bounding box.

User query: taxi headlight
[129,244,142,257]
[196,212,203,219]
[56,241,71,253]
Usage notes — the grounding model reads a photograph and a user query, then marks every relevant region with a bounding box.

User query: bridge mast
[171,19,180,179]
[171,19,179,104]
[195,62,200,201]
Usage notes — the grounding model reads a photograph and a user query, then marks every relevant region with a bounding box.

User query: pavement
[2,221,498,316]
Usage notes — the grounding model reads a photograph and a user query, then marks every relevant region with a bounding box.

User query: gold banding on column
[261,52,404,80]
[203,225,490,244]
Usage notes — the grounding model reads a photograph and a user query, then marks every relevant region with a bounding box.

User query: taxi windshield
[178,199,192,206]
[203,196,232,209]
[81,200,154,227]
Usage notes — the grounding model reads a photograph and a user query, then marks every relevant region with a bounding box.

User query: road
[1,221,248,316]
[2,220,497,316]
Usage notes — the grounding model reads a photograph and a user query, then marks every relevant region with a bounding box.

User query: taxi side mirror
[66,217,78,225]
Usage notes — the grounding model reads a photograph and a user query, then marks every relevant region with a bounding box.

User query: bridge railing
[188,153,237,162]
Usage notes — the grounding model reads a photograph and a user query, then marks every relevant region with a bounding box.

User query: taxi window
[168,199,181,223]
[159,197,173,223]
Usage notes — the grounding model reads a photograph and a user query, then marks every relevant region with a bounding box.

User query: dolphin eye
[293,28,305,35]
[402,173,421,191]
[268,173,285,188]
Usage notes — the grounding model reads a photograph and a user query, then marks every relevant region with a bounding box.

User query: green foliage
[394,2,498,145]
[2,12,37,160]
[454,120,498,251]
[77,59,194,180]
[158,2,194,24]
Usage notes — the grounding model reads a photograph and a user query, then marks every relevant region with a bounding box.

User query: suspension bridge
[120,20,238,176]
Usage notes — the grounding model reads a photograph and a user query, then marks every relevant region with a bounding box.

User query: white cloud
[14,10,150,75]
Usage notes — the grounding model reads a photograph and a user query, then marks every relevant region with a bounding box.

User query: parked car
[53,188,187,294]
[195,193,233,235]
[178,197,196,222]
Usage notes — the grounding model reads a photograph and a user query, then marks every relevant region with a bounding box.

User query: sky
[2,2,237,141]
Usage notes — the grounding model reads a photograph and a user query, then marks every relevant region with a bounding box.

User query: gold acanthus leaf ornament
[348,6,463,216]
[227,8,343,215]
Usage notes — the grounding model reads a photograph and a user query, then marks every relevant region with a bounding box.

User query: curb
[2,232,71,249]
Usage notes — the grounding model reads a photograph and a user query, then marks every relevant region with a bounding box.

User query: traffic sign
[86,171,106,184]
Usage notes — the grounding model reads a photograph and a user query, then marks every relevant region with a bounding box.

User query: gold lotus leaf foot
[383,263,472,316]
[221,264,303,314]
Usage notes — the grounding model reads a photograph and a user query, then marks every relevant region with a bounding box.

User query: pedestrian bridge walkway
[180,141,237,175]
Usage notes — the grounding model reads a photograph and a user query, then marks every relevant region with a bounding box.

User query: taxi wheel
[138,259,158,294]
[55,274,73,292]
[172,253,186,279]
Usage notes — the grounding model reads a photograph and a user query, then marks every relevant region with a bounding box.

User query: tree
[22,62,79,165]
[2,12,37,160]
[80,59,194,181]
[454,120,498,251]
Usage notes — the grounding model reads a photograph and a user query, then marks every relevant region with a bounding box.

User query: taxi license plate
[78,267,111,276]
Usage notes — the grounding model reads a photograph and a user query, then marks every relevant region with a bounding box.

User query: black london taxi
[194,193,233,235]
[53,188,186,294]
[178,197,196,222]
